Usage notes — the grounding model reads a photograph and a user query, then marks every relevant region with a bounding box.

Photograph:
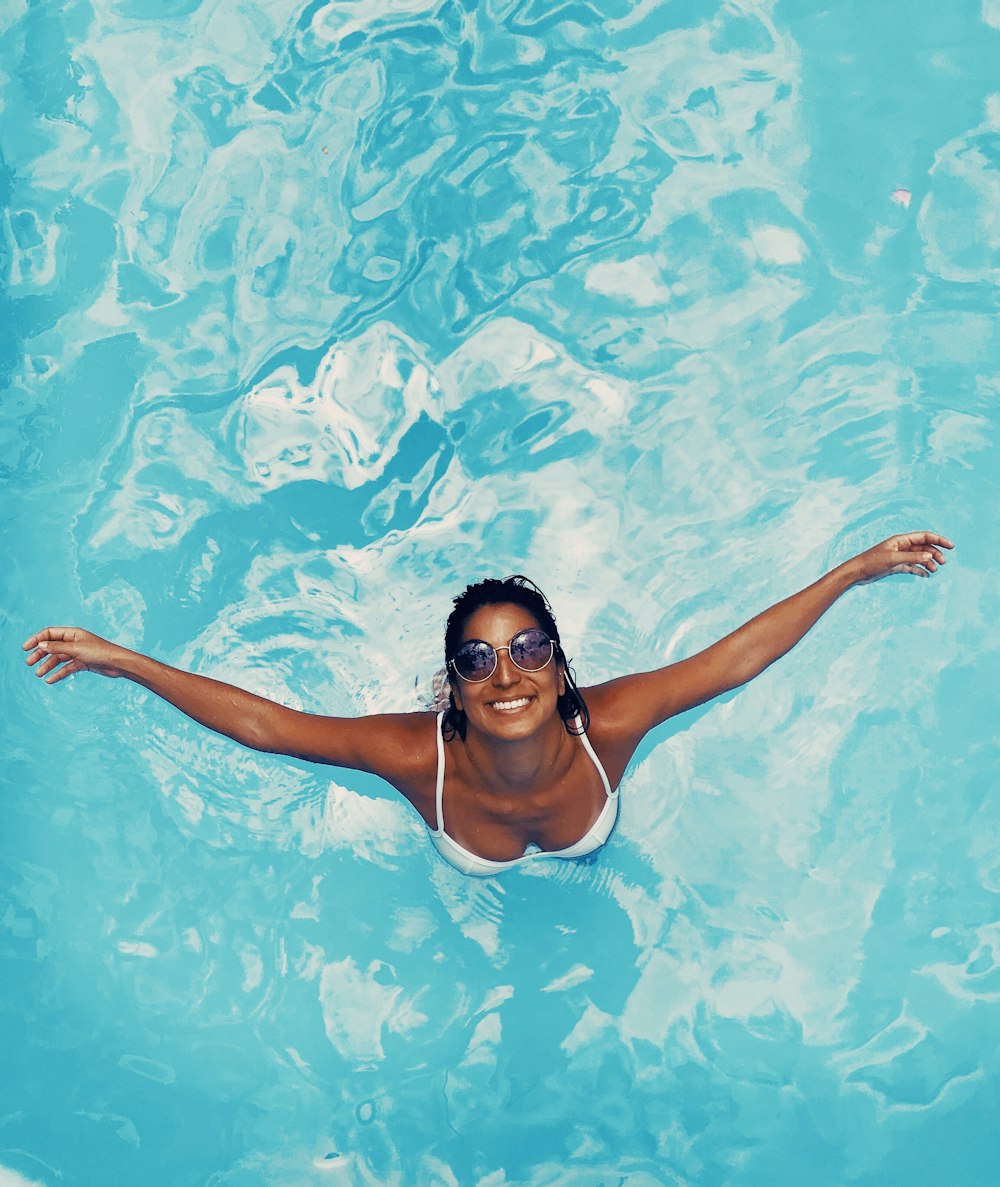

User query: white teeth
[490,697,530,711]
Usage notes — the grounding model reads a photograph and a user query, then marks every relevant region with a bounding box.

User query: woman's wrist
[116,648,162,686]
[825,558,862,595]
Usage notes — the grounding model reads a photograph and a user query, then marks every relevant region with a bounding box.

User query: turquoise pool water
[2,1,998,1183]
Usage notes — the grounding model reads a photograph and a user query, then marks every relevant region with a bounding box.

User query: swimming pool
[2,0,998,1183]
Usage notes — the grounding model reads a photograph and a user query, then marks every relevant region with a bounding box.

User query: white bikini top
[428,711,619,877]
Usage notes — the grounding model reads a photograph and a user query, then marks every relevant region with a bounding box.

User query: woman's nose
[491,648,519,684]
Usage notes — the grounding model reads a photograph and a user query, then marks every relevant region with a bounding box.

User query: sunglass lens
[454,641,495,681]
[511,630,552,670]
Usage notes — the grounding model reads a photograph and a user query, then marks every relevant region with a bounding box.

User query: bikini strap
[575,716,617,799]
[433,711,446,836]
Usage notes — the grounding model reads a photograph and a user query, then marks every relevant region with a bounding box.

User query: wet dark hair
[442,575,590,740]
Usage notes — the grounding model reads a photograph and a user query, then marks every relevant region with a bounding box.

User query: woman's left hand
[846,531,954,584]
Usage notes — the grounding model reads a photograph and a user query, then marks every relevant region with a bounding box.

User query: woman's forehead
[459,602,542,643]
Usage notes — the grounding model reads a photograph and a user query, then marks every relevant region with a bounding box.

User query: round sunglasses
[449,628,555,683]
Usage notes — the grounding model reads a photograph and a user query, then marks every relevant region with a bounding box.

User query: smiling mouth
[489,696,532,712]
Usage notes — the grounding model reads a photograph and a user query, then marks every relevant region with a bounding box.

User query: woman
[22,531,952,876]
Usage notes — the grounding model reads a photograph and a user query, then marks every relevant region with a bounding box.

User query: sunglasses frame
[449,628,556,683]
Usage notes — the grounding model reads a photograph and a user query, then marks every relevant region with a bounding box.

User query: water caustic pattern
[1,0,998,1183]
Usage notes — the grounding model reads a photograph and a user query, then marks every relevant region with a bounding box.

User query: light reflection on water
[2,0,998,1184]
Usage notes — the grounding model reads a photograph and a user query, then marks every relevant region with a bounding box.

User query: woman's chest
[445,742,610,857]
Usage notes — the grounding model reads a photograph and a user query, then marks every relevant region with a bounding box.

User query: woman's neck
[461,716,572,796]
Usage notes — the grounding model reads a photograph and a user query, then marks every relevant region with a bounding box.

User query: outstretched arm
[21,627,431,787]
[589,531,954,744]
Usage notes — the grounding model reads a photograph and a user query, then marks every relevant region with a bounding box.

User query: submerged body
[22,532,953,875]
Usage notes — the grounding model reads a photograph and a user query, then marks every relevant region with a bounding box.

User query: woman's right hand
[22,627,134,683]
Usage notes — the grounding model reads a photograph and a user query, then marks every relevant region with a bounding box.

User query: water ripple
[4,0,997,1183]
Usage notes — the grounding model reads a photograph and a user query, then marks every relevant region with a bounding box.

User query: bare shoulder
[346,710,441,824]
[574,677,644,783]
[580,669,686,753]
[372,710,440,780]
[310,710,438,777]
[274,708,440,821]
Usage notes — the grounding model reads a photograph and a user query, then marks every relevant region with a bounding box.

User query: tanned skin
[23,531,953,863]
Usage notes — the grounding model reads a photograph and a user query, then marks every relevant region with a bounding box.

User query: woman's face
[451,602,564,740]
